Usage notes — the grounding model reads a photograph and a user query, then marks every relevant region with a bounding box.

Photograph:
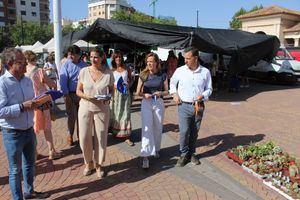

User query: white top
[113,70,128,86]
[169,64,212,102]
[44,62,57,79]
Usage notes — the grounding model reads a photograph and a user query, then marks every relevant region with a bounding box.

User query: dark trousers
[65,93,80,138]
[178,102,204,156]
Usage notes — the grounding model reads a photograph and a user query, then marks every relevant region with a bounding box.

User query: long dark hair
[111,50,125,70]
[90,47,107,66]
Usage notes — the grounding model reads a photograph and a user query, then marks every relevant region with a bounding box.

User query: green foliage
[0,18,53,49]
[62,24,83,36]
[229,5,263,29]
[112,10,177,25]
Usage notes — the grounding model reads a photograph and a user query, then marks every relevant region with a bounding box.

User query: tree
[4,18,53,47]
[112,10,177,25]
[230,5,263,29]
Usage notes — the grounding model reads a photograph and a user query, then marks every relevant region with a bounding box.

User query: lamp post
[20,14,24,45]
[149,0,158,18]
[196,10,199,27]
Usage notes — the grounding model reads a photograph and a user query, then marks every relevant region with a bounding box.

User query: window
[8,9,15,15]
[32,12,36,17]
[8,0,14,4]
[0,11,4,17]
[31,2,36,7]
[0,2,3,7]
[21,10,26,15]
[20,0,25,5]
[44,4,48,9]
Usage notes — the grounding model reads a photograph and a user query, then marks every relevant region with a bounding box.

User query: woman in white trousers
[136,52,168,169]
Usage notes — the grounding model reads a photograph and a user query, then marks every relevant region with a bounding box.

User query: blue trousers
[178,103,204,156]
[2,127,37,200]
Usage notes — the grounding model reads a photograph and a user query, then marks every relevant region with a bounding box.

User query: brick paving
[0,81,299,199]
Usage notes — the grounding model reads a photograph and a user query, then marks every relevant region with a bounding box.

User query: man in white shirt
[169,47,212,167]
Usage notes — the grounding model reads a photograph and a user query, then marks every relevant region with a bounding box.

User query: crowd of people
[0,45,212,200]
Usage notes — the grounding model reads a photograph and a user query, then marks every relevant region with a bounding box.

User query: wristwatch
[19,103,24,112]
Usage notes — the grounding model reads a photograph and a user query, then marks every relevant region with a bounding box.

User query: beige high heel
[49,150,62,160]
[83,161,94,176]
[95,164,104,178]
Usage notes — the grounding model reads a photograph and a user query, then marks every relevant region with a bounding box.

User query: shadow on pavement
[211,82,300,102]
[198,133,265,159]
[46,144,180,199]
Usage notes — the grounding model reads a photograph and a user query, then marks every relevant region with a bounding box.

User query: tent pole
[189,31,194,47]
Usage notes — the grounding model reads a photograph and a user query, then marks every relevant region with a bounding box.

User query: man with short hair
[169,46,212,167]
[60,45,87,146]
[0,48,50,199]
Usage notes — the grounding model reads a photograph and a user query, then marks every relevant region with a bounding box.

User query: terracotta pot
[226,151,244,165]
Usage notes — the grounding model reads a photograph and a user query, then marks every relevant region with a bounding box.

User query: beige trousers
[78,106,109,165]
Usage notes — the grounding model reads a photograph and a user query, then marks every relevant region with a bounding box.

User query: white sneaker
[154,151,160,158]
[142,157,149,169]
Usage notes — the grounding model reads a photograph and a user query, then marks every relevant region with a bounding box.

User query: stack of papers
[94,94,112,100]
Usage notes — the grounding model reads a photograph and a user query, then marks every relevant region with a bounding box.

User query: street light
[196,10,199,27]
[20,14,24,45]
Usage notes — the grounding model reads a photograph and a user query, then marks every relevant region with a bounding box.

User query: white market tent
[32,38,97,53]
[31,41,44,51]
[74,40,97,50]
[16,41,44,52]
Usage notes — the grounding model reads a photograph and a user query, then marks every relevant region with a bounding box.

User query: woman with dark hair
[109,50,133,146]
[136,52,168,169]
[76,47,114,178]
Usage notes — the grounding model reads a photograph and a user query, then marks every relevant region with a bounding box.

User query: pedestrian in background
[24,50,62,160]
[44,54,58,83]
[109,50,133,146]
[0,48,50,200]
[60,45,87,146]
[170,46,212,167]
[76,48,114,178]
[136,52,168,169]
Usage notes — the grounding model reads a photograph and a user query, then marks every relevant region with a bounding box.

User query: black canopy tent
[64,18,280,73]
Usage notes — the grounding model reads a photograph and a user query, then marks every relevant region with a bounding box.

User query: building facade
[238,6,300,47]
[88,0,133,25]
[0,0,49,27]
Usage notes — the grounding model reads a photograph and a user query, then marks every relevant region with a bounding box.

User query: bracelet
[19,103,24,112]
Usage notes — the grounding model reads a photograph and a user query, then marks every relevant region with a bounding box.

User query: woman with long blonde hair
[136,52,168,169]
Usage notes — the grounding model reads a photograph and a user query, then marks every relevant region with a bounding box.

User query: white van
[248,47,300,83]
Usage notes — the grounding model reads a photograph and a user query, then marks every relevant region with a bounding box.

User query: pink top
[28,67,51,133]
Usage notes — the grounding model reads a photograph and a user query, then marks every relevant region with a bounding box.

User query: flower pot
[226,151,244,165]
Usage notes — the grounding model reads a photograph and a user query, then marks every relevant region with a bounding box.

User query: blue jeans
[178,103,204,156]
[2,127,37,200]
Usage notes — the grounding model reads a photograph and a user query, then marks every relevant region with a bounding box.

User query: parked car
[286,47,300,61]
[248,47,300,83]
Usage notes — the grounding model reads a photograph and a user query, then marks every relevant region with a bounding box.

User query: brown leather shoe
[67,135,74,146]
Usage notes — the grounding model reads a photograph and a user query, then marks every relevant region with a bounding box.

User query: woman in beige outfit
[76,48,114,178]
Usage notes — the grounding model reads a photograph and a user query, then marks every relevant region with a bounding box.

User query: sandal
[95,165,105,178]
[49,150,62,160]
[125,139,134,146]
[83,161,94,176]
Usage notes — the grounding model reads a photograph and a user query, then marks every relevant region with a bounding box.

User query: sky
[50,0,300,29]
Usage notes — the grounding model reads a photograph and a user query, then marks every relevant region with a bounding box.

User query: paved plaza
[1,81,300,199]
